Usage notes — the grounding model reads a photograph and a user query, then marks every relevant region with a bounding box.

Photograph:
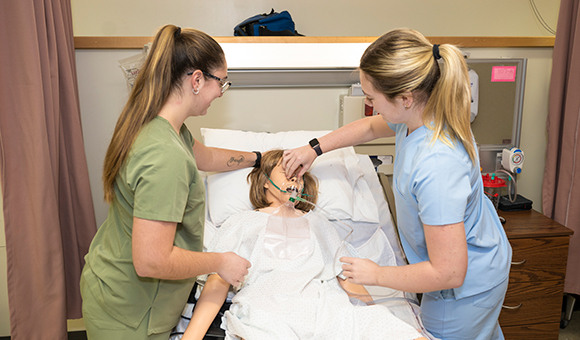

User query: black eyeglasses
[187,70,232,93]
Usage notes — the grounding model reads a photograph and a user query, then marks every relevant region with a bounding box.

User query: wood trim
[428,36,555,47]
[501,209,574,239]
[74,36,555,49]
[74,36,153,49]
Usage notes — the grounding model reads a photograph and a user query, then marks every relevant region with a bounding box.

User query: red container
[482,173,506,210]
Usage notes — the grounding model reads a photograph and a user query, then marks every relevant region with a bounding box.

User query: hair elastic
[432,44,441,60]
[174,27,181,38]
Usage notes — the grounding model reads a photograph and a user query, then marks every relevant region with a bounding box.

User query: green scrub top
[82,116,205,335]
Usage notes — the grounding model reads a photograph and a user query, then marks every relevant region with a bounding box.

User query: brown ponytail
[102,25,225,203]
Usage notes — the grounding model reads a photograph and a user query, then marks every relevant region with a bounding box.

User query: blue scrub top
[389,122,512,299]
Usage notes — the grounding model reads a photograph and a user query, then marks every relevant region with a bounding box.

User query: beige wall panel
[0,247,9,336]
[0,182,8,336]
[71,0,559,37]
[0,182,4,248]
[186,87,348,142]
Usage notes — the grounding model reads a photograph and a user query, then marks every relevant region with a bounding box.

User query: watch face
[309,138,322,156]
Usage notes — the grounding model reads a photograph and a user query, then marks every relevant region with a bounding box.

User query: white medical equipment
[501,147,524,174]
[469,68,479,123]
[169,128,437,340]
[481,148,525,218]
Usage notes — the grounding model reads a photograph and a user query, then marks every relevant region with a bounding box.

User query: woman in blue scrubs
[282,28,512,340]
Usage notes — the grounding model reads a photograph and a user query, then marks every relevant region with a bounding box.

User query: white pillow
[201,128,379,226]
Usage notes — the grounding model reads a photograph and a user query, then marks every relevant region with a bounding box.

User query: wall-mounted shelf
[74,36,555,49]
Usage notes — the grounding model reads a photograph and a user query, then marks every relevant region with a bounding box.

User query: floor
[560,310,580,340]
[67,332,88,340]
[61,317,580,339]
[0,312,578,340]
[64,312,580,340]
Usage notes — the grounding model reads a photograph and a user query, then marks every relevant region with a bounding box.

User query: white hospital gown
[207,210,422,340]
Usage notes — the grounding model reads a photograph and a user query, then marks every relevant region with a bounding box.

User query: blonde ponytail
[424,44,476,163]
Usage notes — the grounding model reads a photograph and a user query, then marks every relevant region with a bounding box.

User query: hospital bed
[170,128,437,340]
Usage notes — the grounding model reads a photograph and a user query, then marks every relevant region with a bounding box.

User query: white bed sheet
[200,153,436,340]
[347,155,435,339]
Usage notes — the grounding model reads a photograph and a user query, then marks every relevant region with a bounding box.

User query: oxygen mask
[280,175,303,198]
[265,173,304,212]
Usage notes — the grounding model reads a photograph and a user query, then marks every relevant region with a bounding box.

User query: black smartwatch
[309,138,323,157]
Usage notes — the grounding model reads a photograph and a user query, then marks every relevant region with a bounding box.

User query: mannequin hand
[340,257,381,286]
[217,252,251,287]
[282,146,317,178]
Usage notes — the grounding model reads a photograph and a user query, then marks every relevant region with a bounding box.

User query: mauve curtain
[542,0,580,296]
[0,0,97,339]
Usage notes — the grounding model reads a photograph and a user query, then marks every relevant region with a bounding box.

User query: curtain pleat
[543,0,580,295]
[0,0,98,338]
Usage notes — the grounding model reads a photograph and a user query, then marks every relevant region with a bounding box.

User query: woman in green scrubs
[80,25,254,339]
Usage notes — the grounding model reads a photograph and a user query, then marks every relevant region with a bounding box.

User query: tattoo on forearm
[227,155,245,167]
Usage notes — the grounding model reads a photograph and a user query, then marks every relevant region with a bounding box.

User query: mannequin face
[264,161,303,208]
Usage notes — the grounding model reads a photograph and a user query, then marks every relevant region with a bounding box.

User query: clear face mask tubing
[265,174,418,307]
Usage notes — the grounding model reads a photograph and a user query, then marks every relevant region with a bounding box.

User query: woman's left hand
[282,146,317,178]
[340,256,381,286]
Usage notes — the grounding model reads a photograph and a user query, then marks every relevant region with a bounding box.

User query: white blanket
[208,210,422,340]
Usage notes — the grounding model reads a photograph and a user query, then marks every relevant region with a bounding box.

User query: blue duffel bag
[234,9,303,36]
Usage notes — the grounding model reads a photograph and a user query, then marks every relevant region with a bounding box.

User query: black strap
[253,151,262,168]
[258,26,300,36]
[309,138,323,156]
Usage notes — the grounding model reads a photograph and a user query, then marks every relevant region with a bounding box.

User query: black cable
[530,0,555,33]
[529,0,556,35]
[532,2,556,34]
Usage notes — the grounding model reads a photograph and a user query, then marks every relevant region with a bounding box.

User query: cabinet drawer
[509,237,569,283]
[499,280,563,326]
[501,322,560,340]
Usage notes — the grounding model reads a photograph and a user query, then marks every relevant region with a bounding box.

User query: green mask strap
[264,173,309,197]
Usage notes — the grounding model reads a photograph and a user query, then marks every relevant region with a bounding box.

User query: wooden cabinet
[498,209,573,340]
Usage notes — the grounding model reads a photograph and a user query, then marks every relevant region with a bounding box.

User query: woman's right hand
[282,145,317,178]
[217,252,251,287]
